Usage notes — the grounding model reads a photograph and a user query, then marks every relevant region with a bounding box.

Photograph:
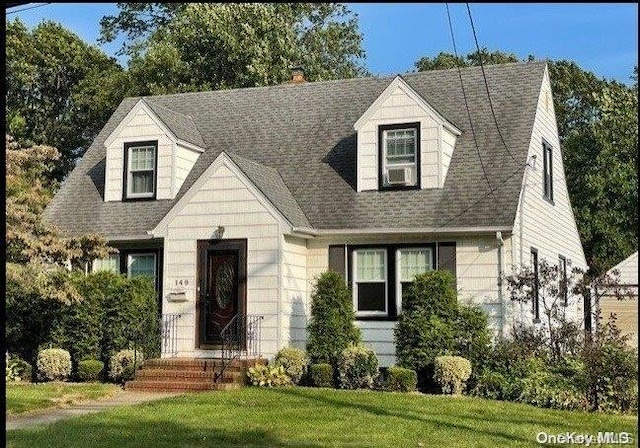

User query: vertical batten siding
[356,83,442,191]
[174,144,201,195]
[161,163,282,359]
[282,235,309,350]
[511,67,588,326]
[104,108,175,201]
[305,235,504,366]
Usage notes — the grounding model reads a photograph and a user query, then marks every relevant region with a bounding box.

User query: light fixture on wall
[213,225,225,239]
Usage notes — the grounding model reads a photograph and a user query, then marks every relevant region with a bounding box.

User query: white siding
[441,127,457,184]
[511,66,588,326]
[305,235,508,366]
[105,107,174,201]
[174,143,201,195]
[356,82,449,191]
[282,235,308,349]
[161,163,282,359]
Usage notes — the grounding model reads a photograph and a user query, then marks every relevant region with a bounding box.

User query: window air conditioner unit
[387,167,410,185]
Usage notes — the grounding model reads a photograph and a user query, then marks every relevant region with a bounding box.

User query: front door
[197,239,247,347]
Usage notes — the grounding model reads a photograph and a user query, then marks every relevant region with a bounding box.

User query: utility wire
[6,3,50,15]
[445,3,497,202]
[466,3,519,164]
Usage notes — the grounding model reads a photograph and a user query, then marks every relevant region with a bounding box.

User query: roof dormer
[103,99,205,202]
[354,76,460,192]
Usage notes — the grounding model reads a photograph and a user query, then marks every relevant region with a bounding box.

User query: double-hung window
[396,248,434,314]
[353,249,387,316]
[542,140,554,202]
[531,248,540,322]
[379,123,420,188]
[559,255,568,307]
[127,253,157,287]
[92,254,120,274]
[125,141,157,199]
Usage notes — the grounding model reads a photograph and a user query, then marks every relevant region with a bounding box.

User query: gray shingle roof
[45,61,546,238]
[142,99,205,148]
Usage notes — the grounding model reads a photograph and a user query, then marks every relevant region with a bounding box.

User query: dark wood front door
[197,239,247,347]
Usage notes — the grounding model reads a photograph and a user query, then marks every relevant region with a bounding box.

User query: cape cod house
[45,61,587,371]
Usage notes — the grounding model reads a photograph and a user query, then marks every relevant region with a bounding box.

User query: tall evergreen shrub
[306,271,360,366]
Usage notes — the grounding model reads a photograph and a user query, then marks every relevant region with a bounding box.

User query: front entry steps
[125,358,267,393]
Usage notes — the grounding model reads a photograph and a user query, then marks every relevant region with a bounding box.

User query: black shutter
[328,245,346,280]
[438,242,457,287]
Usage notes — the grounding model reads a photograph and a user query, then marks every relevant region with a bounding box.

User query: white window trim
[127,252,157,286]
[395,247,434,315]
[382,127,418,187]
[126,144,156,199]
[92,254,121,274]
[352,249,388,317]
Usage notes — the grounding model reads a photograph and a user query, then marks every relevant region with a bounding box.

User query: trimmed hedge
[274,347,307,385]
[77,359,104,382]
[336,344,378,390]
[385,366,418,392]
[37,348,72,381]
[310,363,334,388]
[434,355,472,395]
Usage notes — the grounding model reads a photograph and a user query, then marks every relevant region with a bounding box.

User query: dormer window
[124,141,157,200]
[379,123,420,189]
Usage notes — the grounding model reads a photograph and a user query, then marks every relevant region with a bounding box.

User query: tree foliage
[100,3,367,95]
[6,135,115,267]
[415,48,638,273]
[6,19,128,181]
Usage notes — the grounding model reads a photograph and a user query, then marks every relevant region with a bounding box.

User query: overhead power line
[445,3,497,202]
[6,3,50,15]
[465,2,519,164]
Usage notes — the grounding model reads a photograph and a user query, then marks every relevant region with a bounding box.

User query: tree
[100,3,367,95]
[6,19,128,181]
[415,49,638,273]
[6,135,115,267]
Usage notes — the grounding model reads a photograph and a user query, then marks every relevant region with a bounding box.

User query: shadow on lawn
[274,387,531,445]
[6,418,304,448]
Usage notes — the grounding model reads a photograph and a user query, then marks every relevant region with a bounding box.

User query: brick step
[136,369,245,382]
[125,380,242,392]
[142,358,266,370]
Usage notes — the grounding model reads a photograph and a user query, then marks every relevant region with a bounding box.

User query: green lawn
[6,382,120,415]
[7,387,638,447]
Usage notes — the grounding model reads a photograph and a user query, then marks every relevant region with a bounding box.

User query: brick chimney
[290,66,305,84]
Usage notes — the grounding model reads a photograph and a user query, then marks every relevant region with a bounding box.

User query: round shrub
[6,354,32,382]
[307,271,361,366]
[77,359,104,382]
[247,363,291,387]
[37,348,72,381]
[385,366,418,392]
[433,355,472,395]
[275,347,307,385]
[310,363,334,388]
[337,344,379,389]
[109,349,144,382]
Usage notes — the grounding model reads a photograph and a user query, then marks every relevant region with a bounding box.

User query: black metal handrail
[215,314,264,383]
[162,313,186,357]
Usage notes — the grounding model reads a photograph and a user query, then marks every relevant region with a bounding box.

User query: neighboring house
[44,61,587,366]
[599,251,638,347]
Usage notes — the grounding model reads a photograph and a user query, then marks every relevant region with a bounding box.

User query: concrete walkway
[6,390,183,431]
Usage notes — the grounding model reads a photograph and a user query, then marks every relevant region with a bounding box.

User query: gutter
[291,226,512,238]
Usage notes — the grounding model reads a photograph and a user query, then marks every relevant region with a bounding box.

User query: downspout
[496,231,505,337]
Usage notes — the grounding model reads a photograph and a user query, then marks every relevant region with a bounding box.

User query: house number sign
[174,279,190,287]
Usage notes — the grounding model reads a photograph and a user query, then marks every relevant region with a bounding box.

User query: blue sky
[6,2,638,84]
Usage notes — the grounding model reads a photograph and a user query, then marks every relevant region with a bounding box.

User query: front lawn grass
[6,387,637,447]
[6,382,121,415]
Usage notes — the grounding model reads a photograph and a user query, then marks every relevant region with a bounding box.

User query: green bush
[6,354,32,382]
[274,347,307,385]
[306,272,360,366]
[77,359,104,382]
[109,349,144,382]
[433,355,472,395]
[247,363,291,387]
[395,271,490,391]
[384,366,417,392]
[37,348,72,381]
[336,343,378,390]
[310,363,334,388]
